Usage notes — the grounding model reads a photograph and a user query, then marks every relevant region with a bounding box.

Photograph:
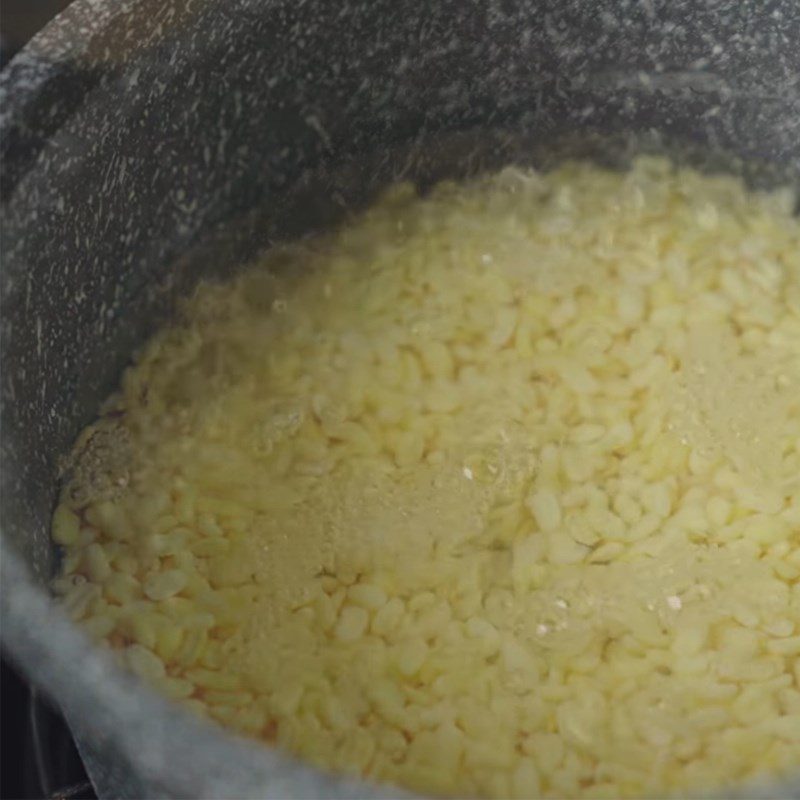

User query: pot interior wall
[2,0,799,585]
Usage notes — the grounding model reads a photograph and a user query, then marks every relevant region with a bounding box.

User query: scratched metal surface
[1,0,799,797]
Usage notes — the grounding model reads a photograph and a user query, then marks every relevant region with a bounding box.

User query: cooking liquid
[52,158,800,798]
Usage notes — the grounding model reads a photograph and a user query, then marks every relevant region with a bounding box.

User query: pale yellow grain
[154,621,184,661]
[334,606,369,642]
[125,644,166,682]
[155,676,195,700]
[104,572,140,605]
[588,541,625,563]
[527,488,562,531]
[766,636,800,656]
[175,629,208,667]
[395,638,428,676]
[82,614,116,640]
[120,613,158,650]
[372,597,405,637]
[63,583,100,620]
[185,667,241,691]
[85,542,112,583]
[347,583,388,611]
[706,496,732,527]
[52,504,81,546]
[143,569,188,601]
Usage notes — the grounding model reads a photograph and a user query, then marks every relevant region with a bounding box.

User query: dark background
[1,659,37,800]
[0,0,72,67]
[1,658,91,800]
[2,7,89,800]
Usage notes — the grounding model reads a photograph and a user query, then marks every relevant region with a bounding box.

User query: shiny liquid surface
[52,158,800,799]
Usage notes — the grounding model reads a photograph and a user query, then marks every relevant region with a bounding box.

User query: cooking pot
[2,0,799,797]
